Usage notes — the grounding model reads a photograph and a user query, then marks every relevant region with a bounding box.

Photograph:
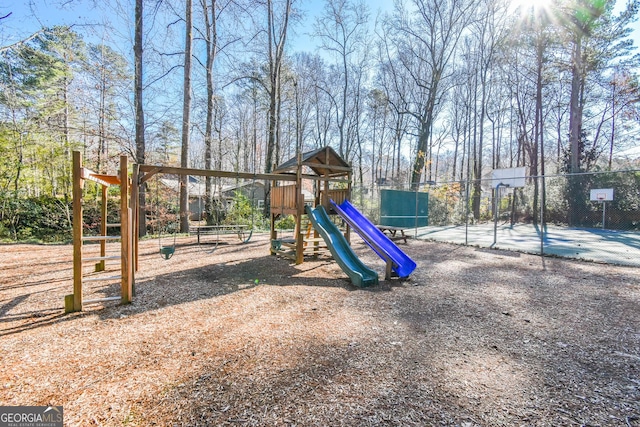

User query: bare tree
[180,0,194,233]
[200,0,238,223]
[383,0,476,189]
[134,0,147,236]
[263,0,293,213]
[376,51,412,184]
[313,0,369,159]
[290,52,323,153]
[201,0,218,224]
[606,70,640,168]
[468,0,507,219]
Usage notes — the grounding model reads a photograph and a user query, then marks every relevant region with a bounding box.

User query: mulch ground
[0,233,638,426]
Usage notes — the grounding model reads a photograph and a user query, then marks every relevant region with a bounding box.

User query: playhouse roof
[273,146,351,177]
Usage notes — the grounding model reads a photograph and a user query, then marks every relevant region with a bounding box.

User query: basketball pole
[493,183,509,247]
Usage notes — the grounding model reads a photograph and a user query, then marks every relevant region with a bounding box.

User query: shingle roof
[273,146,351,177]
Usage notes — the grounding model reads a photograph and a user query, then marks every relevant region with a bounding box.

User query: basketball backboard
[590,188,614,201]
[491,167,526,188]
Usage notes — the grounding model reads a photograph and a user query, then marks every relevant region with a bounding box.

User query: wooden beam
[138,165,297,182]
[281,172,350,181]
[81,168,121,186]
[137,165,348,184]
[299,174,350,183]
[137,166,162,186]
[301,162,352,172]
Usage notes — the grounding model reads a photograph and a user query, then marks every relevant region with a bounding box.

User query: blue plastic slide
[305,205,378,287]
[331,199,417,278]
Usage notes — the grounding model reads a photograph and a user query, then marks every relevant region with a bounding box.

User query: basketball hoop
[590,188,613,202]
[590,188,614,230]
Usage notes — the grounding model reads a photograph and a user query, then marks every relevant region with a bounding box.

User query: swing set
[67,146,351,312]
[130,164,294,269]
[189,178,256,254]
[153,174,178,260]
[151,175,258,257]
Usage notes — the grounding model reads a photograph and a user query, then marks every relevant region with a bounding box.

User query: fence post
[414,185,419,239]
[540,175,545,256]
[493,183,509,247]
[464,179,470,245]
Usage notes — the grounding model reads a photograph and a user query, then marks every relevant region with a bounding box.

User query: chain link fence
[351,170,640,267]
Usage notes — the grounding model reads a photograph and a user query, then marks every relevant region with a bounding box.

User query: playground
[1,234,639,426]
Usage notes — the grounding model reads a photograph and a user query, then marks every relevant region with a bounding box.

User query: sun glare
[508,0,554,17]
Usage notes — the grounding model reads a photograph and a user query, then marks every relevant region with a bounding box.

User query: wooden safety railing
[270,185,299,215]
[321,189,350,210]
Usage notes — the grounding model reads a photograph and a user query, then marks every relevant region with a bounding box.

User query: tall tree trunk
[568,34,583,226]
[338,37,348,158]
[608,81,615,170]
[98,53,106,172]
[533,36,543,226]
[264,0,292,214]
[410,91,437,189]
[474,71,488,220]
[134,0,147,236]
[203,0,218,225]
[471,62,480,219]
[62,63,71,201]
[180,0,193,233]
[568,34,582,173]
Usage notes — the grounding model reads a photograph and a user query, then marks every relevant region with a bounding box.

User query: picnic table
[376,225,409,244]
[189,224,250,244]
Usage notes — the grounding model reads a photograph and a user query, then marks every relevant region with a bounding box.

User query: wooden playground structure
[66,146,353,312]
[65,151,133,313]
[269,147,352,263]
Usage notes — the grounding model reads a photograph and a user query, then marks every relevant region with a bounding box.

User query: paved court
[411,223,640,267]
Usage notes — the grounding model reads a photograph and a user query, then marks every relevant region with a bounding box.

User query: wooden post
[120,155,132,304]
[126,207,134,300]
[346,169,352,244]
[96,185,108,272]
[69,151,84,313]
[130,164,140,273]
[130,164,139,297]
[295,188,304,264]
[270,215,276,247]
[295,150,304,264]
[269,180,277,254]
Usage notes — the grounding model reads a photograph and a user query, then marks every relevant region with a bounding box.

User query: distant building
[158,176,266,220]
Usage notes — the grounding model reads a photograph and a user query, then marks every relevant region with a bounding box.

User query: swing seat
[160,246,175,260]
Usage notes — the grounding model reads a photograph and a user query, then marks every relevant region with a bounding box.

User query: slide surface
[331,199,417,278]
[305,205,378,287]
